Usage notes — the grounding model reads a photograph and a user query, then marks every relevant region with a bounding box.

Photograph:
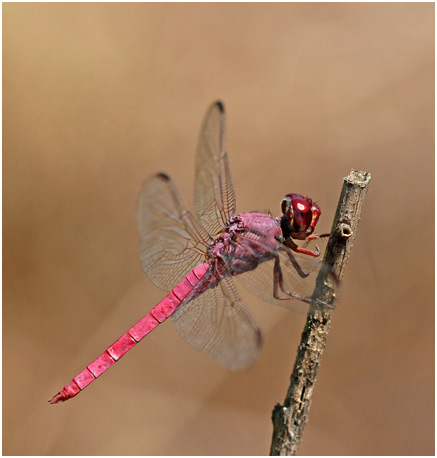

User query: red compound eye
[289,194,312,232]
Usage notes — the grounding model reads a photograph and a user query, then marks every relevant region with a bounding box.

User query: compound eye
[291,196,312,231]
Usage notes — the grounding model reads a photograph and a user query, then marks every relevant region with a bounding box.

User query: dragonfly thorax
[207,216,243,259]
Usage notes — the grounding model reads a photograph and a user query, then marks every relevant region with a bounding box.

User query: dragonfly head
[280,193,321,240]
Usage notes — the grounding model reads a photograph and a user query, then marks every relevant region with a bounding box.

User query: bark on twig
[270,169,371,456]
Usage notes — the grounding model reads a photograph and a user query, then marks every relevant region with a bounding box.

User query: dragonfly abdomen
[48,262,210,403]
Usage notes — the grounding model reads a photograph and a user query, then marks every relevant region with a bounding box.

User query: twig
[270,169,371,456]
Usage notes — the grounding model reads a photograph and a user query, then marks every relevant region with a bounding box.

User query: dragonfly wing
[137,173,210,292]
[194,101,236,236]
[171,263,262,370]
[230,229,322,313]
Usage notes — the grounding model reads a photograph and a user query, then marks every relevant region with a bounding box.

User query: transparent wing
[228,229,322,313]
[171,263,262,370]
[137,173,210,292]
[194,101,236,236]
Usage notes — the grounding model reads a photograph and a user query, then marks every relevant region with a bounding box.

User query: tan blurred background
[3,3,434,455]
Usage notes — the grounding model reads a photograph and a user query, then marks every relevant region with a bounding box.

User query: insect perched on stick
[49,101,331,404]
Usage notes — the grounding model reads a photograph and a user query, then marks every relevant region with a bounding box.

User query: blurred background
[3,3,434,455]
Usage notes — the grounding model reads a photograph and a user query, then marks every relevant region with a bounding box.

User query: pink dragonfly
[49,101,330,404]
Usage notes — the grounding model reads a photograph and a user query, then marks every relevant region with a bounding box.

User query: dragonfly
[49,101,330,404]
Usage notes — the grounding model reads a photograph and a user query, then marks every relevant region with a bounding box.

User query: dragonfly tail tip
[48,391,68,404]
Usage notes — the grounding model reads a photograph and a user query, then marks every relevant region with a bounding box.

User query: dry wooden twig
[270,169,371,456]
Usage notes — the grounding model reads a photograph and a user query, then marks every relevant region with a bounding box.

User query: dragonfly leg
[280,247,311,279]
[273,256,311,303]
[303,233,329,249]
[314,298,336,309]
[285,239,320,257]
[306,233,329,241]
[273,254,337,309]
